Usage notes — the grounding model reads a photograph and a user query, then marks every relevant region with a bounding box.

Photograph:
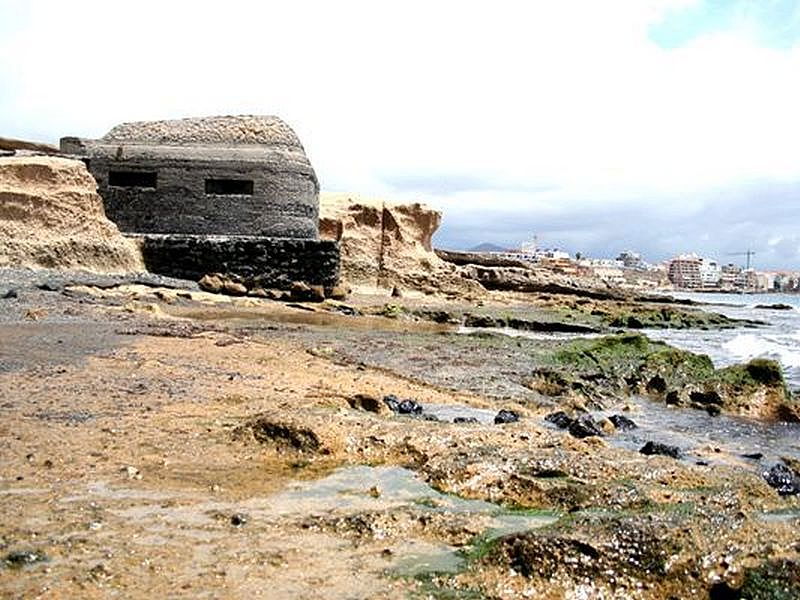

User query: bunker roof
[101,115,303,149]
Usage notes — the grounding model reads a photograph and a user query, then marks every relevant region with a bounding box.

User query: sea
[647,292,800,390]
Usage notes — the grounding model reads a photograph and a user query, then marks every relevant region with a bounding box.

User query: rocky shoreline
[1,269,799,599]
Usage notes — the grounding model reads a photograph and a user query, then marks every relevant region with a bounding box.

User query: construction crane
[728,249,756,270]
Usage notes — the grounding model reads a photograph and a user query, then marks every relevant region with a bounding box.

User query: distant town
[469,239,800,293]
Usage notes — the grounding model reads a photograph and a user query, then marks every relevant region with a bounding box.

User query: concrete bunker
[60,115,339,291]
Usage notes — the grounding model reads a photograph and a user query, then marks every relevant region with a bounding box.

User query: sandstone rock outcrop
[0,156,144,272]
[319,192,482,296]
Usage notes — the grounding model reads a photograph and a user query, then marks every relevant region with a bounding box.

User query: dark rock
[382,394,401,412]
[415,309,453,324]
[646,375,667,394]
[609,414,637,430]
[4,550,47,568]
[37,280,64,292]
[494,409,520,424]
[230,513,248,527]
[506,318,598,334]
[708,581,741,600]
[755,303,793,310]
[333,304,359,316]
[639,441,682,459]
[419,413,439,422]
[703,404,722,417]
[463,313,500,328]
[530,468,569,478]
[453,416,479,424]
[1,288,18,299]
[397,399,423,415]
[544,411,573,429]
[689,390,723,407]
[286,302,316,312]
[568,415,604,438]
[624,316,644,328]
[741,452,764,460]
[762,463,800,495]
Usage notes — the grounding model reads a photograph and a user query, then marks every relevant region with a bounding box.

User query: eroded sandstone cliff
[0,156,144,272]
[319,192,482,296]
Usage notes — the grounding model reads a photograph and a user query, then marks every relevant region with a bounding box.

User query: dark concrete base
[134,234,340,289]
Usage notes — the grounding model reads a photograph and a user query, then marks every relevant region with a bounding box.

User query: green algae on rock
[541,333,798,421]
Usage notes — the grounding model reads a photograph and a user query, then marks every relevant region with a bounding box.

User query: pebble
[4,550,47,568]
[639,441,682,459]
[382,395,401,412]
[544,411,573,429]
[230,513,248,527]
[454,416,479,424]
[568,415,604,438]
[494,409,520,424]
[762,463,800,495]
[397,399,423,415]
[609,414,638,431]
[741,452,764,460]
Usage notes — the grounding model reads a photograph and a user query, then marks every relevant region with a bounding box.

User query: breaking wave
[723,333,800,369]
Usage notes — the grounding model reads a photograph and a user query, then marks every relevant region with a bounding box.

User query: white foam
[723,333,800,368]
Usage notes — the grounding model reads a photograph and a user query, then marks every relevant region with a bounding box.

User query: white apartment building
[698,259,721,287]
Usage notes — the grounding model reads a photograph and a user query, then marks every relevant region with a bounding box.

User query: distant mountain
[468,242,509,253]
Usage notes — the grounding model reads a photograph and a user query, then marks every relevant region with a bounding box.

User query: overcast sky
[2,0,800,269]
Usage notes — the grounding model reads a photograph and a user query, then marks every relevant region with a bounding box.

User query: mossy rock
[546,334,794,419]
[745,358,785,386]
[552,333,713,381]
[602,305,757,330]
[717,358,788,397]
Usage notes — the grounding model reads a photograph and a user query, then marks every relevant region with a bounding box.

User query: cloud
[1,0,799,268]
[650,0,800,49]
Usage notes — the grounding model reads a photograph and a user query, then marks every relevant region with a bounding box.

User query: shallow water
[422,402,498,424]
[272,466,558,526]
[595,396,800,467]
[72,466,558,578]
